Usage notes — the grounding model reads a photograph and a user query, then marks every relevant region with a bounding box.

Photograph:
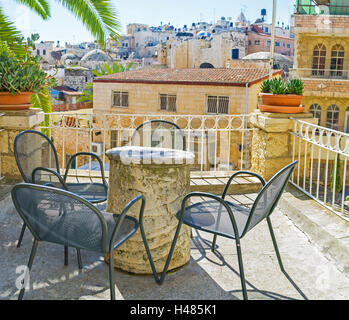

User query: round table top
[106,146,195,165]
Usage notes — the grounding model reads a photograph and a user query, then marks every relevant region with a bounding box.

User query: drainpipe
[244,82,249,169]
[270,0,277,79]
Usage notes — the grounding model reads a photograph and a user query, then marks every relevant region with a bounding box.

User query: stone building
[247,25,295,58]
[64,66,94,92]
[91,68,282,170]
[291,0,349,132]
[160,30,248,69]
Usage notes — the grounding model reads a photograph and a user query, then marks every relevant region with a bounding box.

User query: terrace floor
[1,181,349,300]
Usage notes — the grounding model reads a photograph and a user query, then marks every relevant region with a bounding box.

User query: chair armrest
[32,167,69,191]
[222,171,266,199]
[109,195,145,251]
[64,152,108,186]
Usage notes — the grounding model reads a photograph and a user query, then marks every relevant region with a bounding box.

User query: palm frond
[0,7,26,55]
[55,0,121,46]
[12,0,50,20]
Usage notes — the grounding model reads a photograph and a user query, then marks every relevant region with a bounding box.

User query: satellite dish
[51,51,62,61]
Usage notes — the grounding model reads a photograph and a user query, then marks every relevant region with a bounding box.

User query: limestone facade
[291,13,349,132]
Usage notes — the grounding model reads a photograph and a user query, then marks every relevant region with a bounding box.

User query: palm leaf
[0,7,26,55]
[55,0,121,46]
[12,0,50,20]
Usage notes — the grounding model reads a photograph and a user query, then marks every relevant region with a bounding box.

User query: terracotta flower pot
[259,93,304,107]
[0,92,33,105]
[259,104,305,114]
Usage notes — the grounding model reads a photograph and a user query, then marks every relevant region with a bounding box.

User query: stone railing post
[249,110,318,181]
[0,109,44,183]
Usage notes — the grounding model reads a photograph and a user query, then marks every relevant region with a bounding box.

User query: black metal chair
[143,161,298,300]
[14,130,108,251]
[11,183,147,300]
[131,120,187,151]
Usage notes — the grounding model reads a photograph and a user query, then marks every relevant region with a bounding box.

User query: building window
[36,49,40,55]
[330,44,344,77]
[248,40,252,45]
[206,96,229,114]
[267,40,271,46]
[254,40,260,46]
[326,105,339,130]
[112,91,128,108]
[265,27,269,33]
[287,43,291,49]
[159,94,177,112]
[309,104,322,123]
[312,44,326,76]
[231,49,239,60]
[110,130,118,149]
[275,41,280,47]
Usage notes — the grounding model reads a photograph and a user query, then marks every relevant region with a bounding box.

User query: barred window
[326,105,339,130]
[112,91,128,108]
[206,96,229,114]
[309,104,322,122]
[160,94,177,112]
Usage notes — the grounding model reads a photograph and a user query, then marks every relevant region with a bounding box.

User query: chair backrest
[241,161,298,237]
[131,120,186,151]
[63,152,108,187]
[11,183,108,253]
[14,130,60,183]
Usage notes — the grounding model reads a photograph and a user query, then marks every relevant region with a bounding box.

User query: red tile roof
[94,68,283,87]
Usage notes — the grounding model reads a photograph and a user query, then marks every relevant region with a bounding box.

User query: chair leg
[267,217,285,273]
[211,235,218,252]
[64,246,68,266]
[108,251,116,300]
[158,219,185,285]
[235,239,248,300]
[17,223,27,248]
[18,239,39,300]
[76,249,83,270]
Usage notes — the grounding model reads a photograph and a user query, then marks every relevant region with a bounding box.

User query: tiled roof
[94,68,283,86]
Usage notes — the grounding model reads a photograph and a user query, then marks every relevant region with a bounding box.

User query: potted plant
[0,48,56,110]
[259,78,304,113]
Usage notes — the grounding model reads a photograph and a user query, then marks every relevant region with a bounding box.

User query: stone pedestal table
[105,146,195,274]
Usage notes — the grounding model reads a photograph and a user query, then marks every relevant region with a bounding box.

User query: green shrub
[260,79,272,93]
[270,77,287,94]
[0,50,55,95]
[286,79,304,95]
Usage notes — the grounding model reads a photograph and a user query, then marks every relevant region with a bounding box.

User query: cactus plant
[286,79,304,95]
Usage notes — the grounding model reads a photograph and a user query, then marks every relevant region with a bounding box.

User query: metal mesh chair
[131,120,187,151]
[11,183,147,300]
[14,130,108,250]
[143,161,298,300]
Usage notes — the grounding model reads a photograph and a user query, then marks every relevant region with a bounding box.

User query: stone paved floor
[1,192,349,300]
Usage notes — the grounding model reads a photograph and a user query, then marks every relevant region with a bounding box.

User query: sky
[1,0,295,45]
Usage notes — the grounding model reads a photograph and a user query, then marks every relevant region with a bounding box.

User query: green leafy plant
[0,50,56,95]
[269,77,287,94]
[0,1,120,51]
[331,153,342,195]
[286,79,304,95]
[78,62,134,103]
[260,79,272,93]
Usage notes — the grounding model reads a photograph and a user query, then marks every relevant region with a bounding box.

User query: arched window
[309,104,322,123]
[312,44,326,76]
[330,44,344,77]
[326,105,340,130]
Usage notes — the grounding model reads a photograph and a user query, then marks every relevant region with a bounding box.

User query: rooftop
[94,68,283,87]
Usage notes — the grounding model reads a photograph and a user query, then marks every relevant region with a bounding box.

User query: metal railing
[295,1,349,16]
[291,68,349,80]
[290,117,349,219]
[41,112,255,176]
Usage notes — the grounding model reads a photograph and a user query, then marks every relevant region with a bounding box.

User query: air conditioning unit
[91,142,103,156]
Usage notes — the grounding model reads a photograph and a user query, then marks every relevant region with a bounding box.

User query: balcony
[291,68,349,80]
[295,0,349,16]
[1,111,349,300]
